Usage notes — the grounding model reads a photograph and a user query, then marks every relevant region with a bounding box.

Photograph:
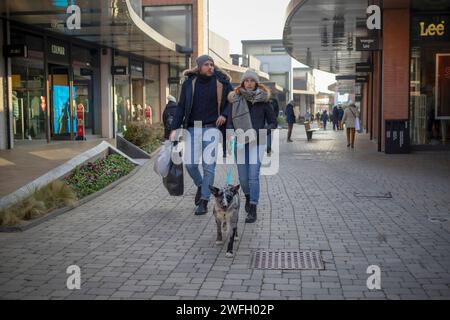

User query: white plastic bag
[153,140,172,178]
[355,117,361,132]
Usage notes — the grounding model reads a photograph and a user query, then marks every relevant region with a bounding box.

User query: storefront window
[145,62,160,124]
[410,14,450,146]
[72,46,98,135]
[114,55,130,133]
[143,5,193,49]
[131,59,144,123]
[11,31,45,141]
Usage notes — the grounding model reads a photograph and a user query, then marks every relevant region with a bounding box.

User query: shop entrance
[48,64,74,140]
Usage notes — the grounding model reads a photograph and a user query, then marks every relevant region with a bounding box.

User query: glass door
[48,64,74,140]
[11,57,46,141]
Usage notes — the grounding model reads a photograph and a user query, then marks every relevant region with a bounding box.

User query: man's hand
[216,116,226,127]
[169,130,177,142]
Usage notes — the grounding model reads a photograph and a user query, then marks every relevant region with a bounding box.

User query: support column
[0,20,7,150]
[100,48,114,138]
[0,19,12,150]
[159,63,169,124]
[382,8,410,152]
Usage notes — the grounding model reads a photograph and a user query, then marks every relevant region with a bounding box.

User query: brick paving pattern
[0,125,449,300]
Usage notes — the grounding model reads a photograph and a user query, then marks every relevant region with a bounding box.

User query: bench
[304,122,319,141]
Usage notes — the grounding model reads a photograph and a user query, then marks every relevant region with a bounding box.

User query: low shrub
[123,122,164,154]
[64,154,135,198]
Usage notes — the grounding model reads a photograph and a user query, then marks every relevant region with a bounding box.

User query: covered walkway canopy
[283,0,371,75]
[0,0,188,65]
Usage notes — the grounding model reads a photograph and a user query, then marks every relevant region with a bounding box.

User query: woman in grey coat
[341,104,360,149]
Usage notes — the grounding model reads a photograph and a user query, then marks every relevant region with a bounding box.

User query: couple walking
[169,55,277,223]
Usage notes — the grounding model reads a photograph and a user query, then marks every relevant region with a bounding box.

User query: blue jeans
[184,127,220,201]
[236,143,264,205]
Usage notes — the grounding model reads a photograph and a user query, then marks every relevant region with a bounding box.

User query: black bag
[163,159,184,196]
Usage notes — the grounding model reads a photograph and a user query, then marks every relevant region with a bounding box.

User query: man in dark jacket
[321,110,328,130]
[169,55,233,215]
[338,106,344,130]
[285,100,295,142]
[332,105,339,131]
[163,95,178,140]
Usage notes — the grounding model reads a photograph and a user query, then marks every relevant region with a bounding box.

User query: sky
[209,0,336,92]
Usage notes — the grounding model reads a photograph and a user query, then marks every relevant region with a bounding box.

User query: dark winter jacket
[338,107,344,121]
[332,106,339,122]
[321,111,328,122]
[285,103,295,124]
[171,66,233,130]
[163,101,178,140]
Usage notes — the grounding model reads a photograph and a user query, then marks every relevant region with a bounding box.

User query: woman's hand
[216,116,227,127]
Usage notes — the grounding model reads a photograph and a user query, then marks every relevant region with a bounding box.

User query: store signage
[51,44,66,56]
[47,40,69,63]
[412,16,450,41]
[367,5,381,30]
[112,66,128,75]
[356,63,373,73]
[356,36,380,51]
[4,45,28,58]
[420,21,445,36]
[356,76,369,83]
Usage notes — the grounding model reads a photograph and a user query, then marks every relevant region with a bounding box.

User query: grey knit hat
[196,55,214,69]
[241,69,260,83]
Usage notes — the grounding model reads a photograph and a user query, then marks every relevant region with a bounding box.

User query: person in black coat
[338,106,344,130]
[227,69,277,224]
[332,105,339,131]
[285,101,295,142]
[162,95,178,140]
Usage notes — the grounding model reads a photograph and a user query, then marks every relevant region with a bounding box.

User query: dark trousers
[287,123,294,141]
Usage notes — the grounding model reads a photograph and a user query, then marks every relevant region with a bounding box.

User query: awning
[283,0,371,75]
[0,0,188,65]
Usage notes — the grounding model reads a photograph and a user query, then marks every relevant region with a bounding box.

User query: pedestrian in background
[162,95,177,140]
[285,100,295,142]
[341,104,360,149]
[338,106,344,130]
[321,110,328,130]
[332,105,339,131]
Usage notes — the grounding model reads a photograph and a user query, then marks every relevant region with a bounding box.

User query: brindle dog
[209,184,240,258]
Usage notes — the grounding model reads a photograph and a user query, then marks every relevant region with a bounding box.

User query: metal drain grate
[354,192,392,199]
[251,250,324,270]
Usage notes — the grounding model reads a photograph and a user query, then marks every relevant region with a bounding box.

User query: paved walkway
[0,125,449,300]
